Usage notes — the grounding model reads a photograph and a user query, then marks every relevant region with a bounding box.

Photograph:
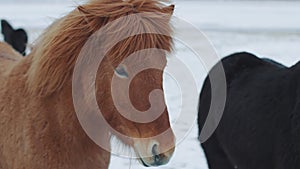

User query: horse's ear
[1,19,13,34]
[14,29,28,44]
[1,20,14,43]
[162,5,174,22]
[162,5,175,16]
[12,29,28,56]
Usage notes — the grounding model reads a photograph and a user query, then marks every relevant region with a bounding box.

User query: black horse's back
[198,52,272,131]
[1,19,28,56]
[198,52,281,131]
[198,52,299,169]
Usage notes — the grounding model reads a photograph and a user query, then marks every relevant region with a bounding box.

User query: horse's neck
[0,57,101,164]
[11,58,109,160]
[34,82,111,165]
[44,82,92,143]
[17,44,103,144]
[50,86,111,165]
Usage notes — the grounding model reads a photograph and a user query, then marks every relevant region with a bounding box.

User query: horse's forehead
[124,50,167,65]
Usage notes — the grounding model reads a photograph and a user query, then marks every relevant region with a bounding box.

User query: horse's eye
[114,65,129,79]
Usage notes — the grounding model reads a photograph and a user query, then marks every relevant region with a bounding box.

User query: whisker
[129,150,132,169]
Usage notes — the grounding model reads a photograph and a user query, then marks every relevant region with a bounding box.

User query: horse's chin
[137,158,151,167]
[136,153,172,167]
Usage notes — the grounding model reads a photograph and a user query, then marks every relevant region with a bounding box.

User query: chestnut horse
[0,0,175,168]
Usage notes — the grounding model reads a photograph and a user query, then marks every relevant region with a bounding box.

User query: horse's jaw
[133,139,175,167]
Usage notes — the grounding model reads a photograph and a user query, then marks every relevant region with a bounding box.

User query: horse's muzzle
[135,141,175,167]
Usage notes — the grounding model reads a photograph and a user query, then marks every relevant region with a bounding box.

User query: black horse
[1,19,28,56]
[198,52,300,169]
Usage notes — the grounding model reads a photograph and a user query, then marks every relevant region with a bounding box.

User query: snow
[1,1,300,169]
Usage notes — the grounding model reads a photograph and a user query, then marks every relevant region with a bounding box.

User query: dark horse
[1,19,28,56]
[198,52,300,169]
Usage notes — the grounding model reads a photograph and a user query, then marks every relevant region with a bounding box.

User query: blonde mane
[26,0,174,96]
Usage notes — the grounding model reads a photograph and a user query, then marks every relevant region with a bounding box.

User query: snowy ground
[1,1,300,169]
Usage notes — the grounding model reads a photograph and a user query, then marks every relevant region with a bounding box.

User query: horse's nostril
[152,144,163,164]
[154,154,161,163]
[152,144,159,155]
